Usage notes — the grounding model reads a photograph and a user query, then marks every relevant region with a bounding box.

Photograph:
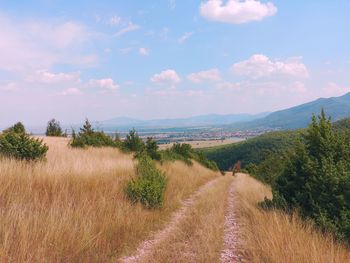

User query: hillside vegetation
[0,137,219,262]
[226,92,350,130]
[200,130,301,171]
[235,174,350,263]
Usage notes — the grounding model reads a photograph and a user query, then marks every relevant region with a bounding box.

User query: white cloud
[200,0,277,24]
[139,47,150,56]
[0,14,95,73]
[217,81,241,90]
[109,15,121,26]
[30,70,81,84]
[178,32,193,44]
[151,69,181,85]
[187,68,221,83]
[89,78,120,91]
[59,87,82,96]
[232,54,309,79]
[114,22,140,37]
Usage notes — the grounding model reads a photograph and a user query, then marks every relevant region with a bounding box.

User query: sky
[0,0,349,126]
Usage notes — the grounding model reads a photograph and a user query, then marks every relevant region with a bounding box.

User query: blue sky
[0,0,349,126]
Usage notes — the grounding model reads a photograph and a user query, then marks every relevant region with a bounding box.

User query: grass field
[0,137,219,262]
[235,174,350,263]
[158,138,243,150]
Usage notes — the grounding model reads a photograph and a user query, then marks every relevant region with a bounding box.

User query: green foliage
[160,143,219,171]
[45,118,63,137]
[70,119,117,148]
[246,152,289,185]
[201,130,301,171]
[125,154,167,209]
[122,129,145,152]
[145,137,161,160]
[3,122,26,134]
[0,131,48,161]
[270,110,350,242]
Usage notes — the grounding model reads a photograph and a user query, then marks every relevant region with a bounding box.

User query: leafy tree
[45,118,63,137]
[271,110,350,242]
[122,129,145,152]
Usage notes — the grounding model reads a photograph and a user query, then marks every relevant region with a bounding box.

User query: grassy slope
[0,137,219,262]
[200,130,301,171]
[235,174,350,263]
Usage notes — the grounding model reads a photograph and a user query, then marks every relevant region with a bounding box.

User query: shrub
[122,129,145,152]
[160,143,219,171]
[270,110,350,242]
[46,118,63,137]
[125,154,167,208]
[0,131,48,161]
[3,122,26,134]
[70,119,117,148]
[145,137,161,160]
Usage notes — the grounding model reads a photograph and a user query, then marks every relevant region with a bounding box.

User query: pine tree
[80,119,94,135]
[45,119,63,137]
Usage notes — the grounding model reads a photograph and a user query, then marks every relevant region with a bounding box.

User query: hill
[199,130,302,171]
[227,92,350,130]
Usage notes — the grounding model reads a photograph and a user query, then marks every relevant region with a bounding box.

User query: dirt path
[220,176,244,263]
[118,176,222,263]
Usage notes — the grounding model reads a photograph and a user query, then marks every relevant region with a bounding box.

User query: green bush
[70,119,117,148]
[125,154,167,209]
[122,129,145,152]
[159,143,219,171]
[3,122,26,134]
[0,131,48,161]
[46,118,63,137]
[270,110,350,242]
[145,137,161,160]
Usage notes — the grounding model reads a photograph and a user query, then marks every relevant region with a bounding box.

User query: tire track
[220,177,244,263]
[119,176,222,263]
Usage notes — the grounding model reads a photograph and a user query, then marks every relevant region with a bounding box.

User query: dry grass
[142,175,233,263]
[234,173,350,263]
[0,137,218,262]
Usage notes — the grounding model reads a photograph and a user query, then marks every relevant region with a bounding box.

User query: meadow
[0,137,218,262]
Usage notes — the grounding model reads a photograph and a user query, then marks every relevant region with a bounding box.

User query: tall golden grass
[235,173,350,263]
[0,137,218,262]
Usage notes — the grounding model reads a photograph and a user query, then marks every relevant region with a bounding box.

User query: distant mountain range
[19,92,350,134]
[227,92,350,130]
[93,113,270,131]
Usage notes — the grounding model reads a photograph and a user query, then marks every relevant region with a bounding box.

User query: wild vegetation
[235,173,350,263]
[45,118,66,137]
[0,137,218,261]
[268,110,350,243]
[0,122,48,161]
[125,153,167,208]
[200,130,300,171]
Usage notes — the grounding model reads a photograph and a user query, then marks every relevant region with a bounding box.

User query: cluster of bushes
[125,154,167,208]
[260,110,350,243]
[0,122,48,161]
[70,119,119,148]
[161,143,219,171]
